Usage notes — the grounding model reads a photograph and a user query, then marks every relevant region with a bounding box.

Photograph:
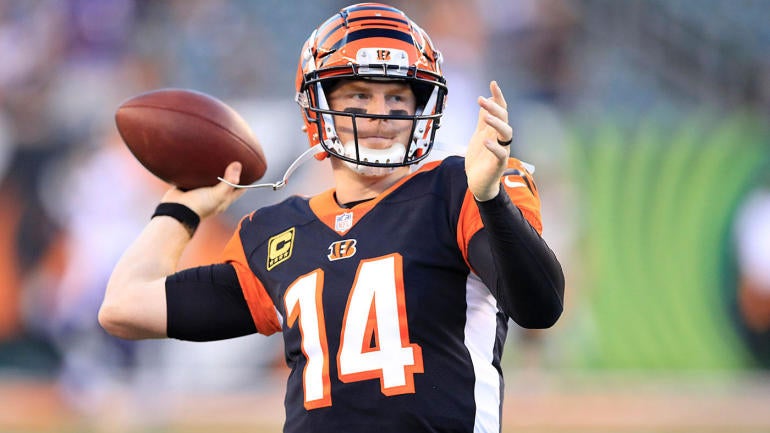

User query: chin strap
[218,144,324,190]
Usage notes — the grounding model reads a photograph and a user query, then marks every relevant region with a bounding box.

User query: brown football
[115,88,267,190]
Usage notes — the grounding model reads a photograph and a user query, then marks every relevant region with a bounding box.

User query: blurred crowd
[0,0,768,426]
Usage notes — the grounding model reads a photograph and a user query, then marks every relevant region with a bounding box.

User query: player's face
[327,80,417,150]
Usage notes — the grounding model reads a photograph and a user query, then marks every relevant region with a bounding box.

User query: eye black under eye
[341,108,409,116]
[343,107,367,114]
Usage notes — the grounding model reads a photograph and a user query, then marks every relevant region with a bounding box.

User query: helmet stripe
[326,28,414,56]
[317,16,411,50]
[347,15,410,26]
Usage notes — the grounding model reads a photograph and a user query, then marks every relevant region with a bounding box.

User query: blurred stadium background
[0,0,769,432]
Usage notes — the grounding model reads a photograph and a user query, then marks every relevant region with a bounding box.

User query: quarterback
[100,3,565,432]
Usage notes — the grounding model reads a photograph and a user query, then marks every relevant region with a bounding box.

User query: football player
[100,3,565,432]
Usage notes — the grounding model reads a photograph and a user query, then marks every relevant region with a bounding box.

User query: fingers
[489,80,507,110]
[479,106,512,145]
[483,138,510,160]
[478,81,508,119]
[477,96,506,121]
[477,81,511,141]
[484,112,510,135]
[160,161,245,220]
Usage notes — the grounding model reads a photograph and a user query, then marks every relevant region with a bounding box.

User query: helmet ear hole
[321,79,341,97]
[410,82,434,110]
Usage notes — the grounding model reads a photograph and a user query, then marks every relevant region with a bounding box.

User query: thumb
[205,161,246,217]
[223,161,242,186]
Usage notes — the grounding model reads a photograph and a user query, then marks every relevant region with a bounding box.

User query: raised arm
[98,162,245,339]
[465,81,565,328]
[470,190,565,328]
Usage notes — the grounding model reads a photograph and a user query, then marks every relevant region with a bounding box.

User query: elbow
[97,304,118,336]
[98,303,131,339]
[508,278,565,329]
[520,264,566,329]
[99,277,166,340]
[98,301,145,340]
[514,304,563,329]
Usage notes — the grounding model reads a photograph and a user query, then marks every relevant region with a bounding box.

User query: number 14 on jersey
[284,253,424,409]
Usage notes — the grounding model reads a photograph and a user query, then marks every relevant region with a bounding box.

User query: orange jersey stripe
[456,158,543,271]
[220,217,281,335]
[308,165,426,235]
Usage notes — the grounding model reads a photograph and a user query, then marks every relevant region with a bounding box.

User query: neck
[330,158,409,205]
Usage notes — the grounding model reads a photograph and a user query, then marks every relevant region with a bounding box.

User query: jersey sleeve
[220,215,282,335]
[456,157,542,262]
[500,159,542,234]
[457,158,564,328]
[166,263,257,341]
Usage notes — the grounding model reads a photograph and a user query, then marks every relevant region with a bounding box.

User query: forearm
[99,162,245,339]
[471,188,565,328]
[99,216,191,339]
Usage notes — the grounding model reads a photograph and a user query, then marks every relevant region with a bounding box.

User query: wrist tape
[152,202,200,236]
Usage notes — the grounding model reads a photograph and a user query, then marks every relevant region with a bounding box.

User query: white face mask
[341,141,406,177]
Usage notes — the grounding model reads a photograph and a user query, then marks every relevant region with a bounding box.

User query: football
[115,88,267,190]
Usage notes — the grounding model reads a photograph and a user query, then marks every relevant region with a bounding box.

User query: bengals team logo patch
[267,227,295,270]
[327,239,357,261]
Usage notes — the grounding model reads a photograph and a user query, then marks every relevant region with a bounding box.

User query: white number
[337,254,423,394]
[283,254,423,409]
[284,270,331,409]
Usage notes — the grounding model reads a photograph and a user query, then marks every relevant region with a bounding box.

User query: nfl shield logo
[334,212,354,233]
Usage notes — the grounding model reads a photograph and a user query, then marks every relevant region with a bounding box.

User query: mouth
[357,135,395,148]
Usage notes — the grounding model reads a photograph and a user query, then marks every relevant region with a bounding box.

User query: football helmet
[295,3,447,175]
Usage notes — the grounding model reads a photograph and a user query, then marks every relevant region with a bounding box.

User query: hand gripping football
[115,88,267,190]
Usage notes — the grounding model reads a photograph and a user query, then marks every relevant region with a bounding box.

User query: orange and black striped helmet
[295,3,447,171]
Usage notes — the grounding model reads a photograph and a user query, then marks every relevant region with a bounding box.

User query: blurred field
[3,371,770,433]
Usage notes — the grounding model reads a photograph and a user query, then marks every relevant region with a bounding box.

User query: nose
[366,94,389,117]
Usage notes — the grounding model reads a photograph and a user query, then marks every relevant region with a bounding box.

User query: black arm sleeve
[166,263,258,341]
[468,187,565,328]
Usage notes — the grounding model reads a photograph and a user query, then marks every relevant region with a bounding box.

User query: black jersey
[219,156,543,433]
